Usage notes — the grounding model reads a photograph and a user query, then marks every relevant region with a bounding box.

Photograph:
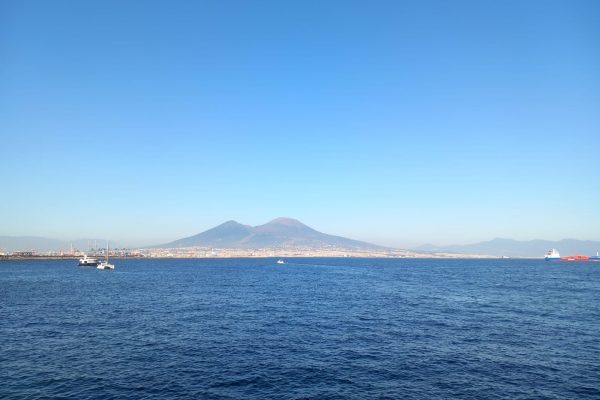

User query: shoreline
[1,255,524,261]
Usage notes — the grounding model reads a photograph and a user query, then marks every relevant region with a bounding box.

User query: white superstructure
[544,249,560,261]
[78,254,99,266]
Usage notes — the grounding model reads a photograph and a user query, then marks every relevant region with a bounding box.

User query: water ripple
[1,258,599,399]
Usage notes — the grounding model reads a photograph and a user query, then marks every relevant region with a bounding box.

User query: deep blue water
[1,258,599,399]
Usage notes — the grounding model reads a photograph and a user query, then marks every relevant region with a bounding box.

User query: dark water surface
[1,258,599,399]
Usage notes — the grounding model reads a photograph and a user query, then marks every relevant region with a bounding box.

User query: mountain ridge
[414,238,600,258]
[3,231,599,257]
[158,217,385,250]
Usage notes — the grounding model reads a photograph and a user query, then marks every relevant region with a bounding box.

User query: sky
[1,0,599,248]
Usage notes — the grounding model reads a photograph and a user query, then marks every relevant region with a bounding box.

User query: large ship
[544,249,600,262]
[544,249,560,261]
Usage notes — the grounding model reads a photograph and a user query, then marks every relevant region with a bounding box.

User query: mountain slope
[161,220,253,248]
[158,217,384,250]
[414,238,600,258]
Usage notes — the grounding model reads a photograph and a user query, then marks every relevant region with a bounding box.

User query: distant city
[0,246,489,260]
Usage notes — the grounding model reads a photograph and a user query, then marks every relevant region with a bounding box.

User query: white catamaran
[97,241,115,270]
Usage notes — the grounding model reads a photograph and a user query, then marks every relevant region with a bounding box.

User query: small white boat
[78,254,99,266]
[277,259,285,264]
[97,240,115,270]
[97,261,115,270]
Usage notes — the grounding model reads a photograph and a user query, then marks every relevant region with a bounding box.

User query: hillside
[158,218,384,250]
[414,238,600,258]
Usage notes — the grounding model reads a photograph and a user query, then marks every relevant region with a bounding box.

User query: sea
[1,258,599,400]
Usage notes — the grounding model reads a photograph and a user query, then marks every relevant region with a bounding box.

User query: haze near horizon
[1,0,599,247]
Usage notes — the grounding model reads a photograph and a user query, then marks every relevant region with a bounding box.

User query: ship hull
[78,261,99,266]
[78,255,99,266]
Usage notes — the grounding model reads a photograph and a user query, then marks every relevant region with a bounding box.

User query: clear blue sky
[1,0,599,247]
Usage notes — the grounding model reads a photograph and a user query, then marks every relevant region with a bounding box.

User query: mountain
[0,236,121,252]
[414,238,600,258]
[162,220,253,248]
[158,217,384,250]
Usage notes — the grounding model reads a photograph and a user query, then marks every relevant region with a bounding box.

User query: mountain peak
[220,220,246,227]
[160,219,252,248]
[265,217,306,227]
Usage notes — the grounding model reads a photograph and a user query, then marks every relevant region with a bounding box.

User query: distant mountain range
[414,238,600,258]
[3,228,599,258]
[0,237,120,252]
[157,217,385,250]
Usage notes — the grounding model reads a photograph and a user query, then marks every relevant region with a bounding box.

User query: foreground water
[1,258,599,399]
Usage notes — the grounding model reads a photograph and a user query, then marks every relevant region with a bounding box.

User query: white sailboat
[97,240,115,270]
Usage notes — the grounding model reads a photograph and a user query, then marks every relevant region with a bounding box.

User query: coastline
[1,254,509,261]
